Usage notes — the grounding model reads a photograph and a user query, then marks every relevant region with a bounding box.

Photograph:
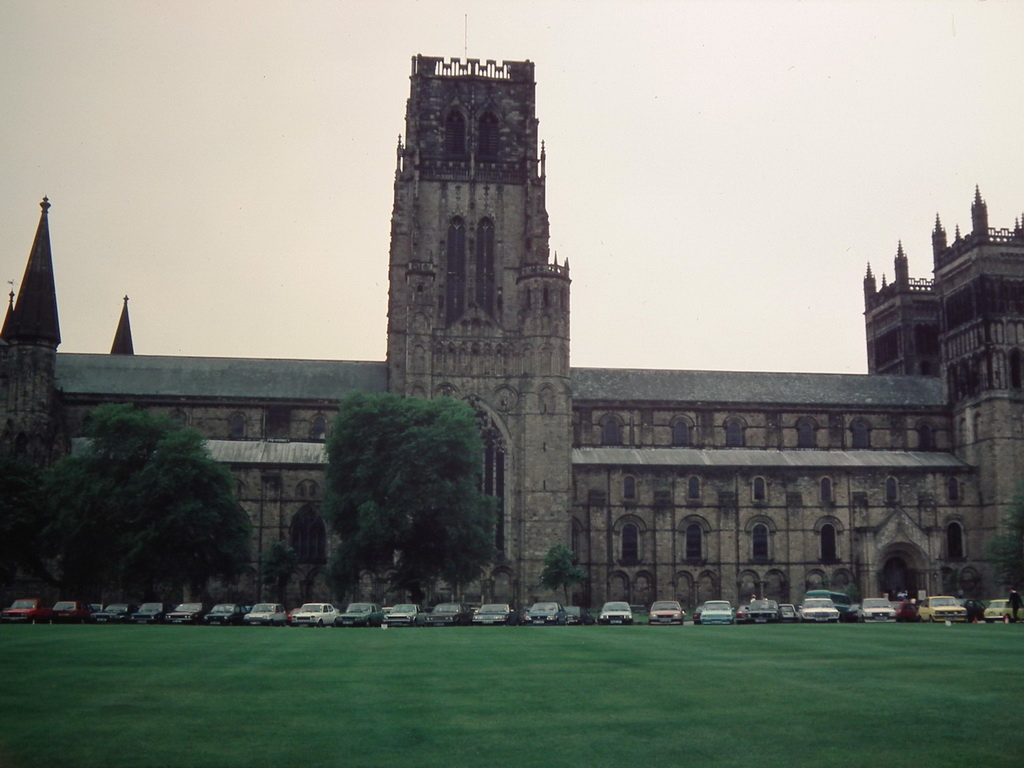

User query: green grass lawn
[1,622,1022,768]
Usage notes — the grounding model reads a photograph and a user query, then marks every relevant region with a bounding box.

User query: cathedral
[3,55,1024,609]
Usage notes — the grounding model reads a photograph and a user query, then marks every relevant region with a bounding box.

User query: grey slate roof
[71,437,328,466]
[55,353,387,402]
[573,447,967,470]
[571,367,945,408]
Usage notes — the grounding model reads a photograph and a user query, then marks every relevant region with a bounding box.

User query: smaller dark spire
[110,295,135,355]
[894,241,909,287]
[971,185,988,237]
[932,213,947,259]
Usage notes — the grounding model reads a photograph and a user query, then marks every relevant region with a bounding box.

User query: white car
[858,597,896,622]
[289,603,339,627]
[597,601,634,625]
[698,601,735,625]
[244,602,287,626]
[799,598,840,623]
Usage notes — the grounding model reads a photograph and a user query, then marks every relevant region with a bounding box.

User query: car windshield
[11,600,36,609]
[651,602,680,611]
[479,605,507,612]
[53,602,75,610]
[174,603,202,611]
[433,604,460,613]
[210,604,233,613]
[704,602,731,611]
[104,604,128,612]
[990,600,1007,608]
[804,599,834,609]
[862,599,890,608]
[930,597,957,607]
[138,603,162,611]
[392,604,417,612]
[530,603,558,613]
[750,600,775,609]
[296,604,324,612]
[251,604,277,613]
[602,602,630,611]
[345,604,373,613]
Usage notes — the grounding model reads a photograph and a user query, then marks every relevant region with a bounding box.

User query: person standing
[1009,589,1022,622]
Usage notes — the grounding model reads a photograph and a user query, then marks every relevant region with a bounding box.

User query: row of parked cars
[3,595,1019,627]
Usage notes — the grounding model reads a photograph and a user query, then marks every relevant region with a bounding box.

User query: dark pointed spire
[894,241,909,287]
[110,295,135,355]
[863,263,877,301]
[971,185,988,237]
[7,198,61,347]
[932,212,947,259]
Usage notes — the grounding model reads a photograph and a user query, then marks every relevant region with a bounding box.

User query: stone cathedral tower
[385,56,572,603]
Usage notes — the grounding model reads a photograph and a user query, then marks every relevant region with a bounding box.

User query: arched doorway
[881,555,916,599]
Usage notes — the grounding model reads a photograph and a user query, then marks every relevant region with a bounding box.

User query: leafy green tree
[0,454,54,586]
[260,540,298,603]
[988,483,1024,589]
[44,404,251,598]
[538,544,587,605]
[324,393,495,601]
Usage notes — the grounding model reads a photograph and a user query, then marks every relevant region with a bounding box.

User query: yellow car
[917,595,968,623]
[983,599,1022,622]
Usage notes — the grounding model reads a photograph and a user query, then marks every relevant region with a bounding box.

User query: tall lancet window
[475,218,496,315]
[445,217,466,326]
[480,418,507,554]
[478,112,499,159]
[445,110,466,157]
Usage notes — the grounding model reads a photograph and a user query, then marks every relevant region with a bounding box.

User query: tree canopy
[42,404,251,598]
[323,393,495,601]
[0,454,52,586]
[988,482,1024,589]
[538,544,587,605]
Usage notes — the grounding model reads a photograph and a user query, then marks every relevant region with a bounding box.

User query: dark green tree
[0,454,54,586]
[538,544,587,605]
[260,540,298,604]
[988,483,1024,589]
[323,393,495,601]
[44,404,251,598]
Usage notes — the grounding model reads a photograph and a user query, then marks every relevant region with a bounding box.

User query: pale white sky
[2,0,1022,374]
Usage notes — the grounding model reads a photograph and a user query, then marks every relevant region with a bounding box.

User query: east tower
[385,56,572,603]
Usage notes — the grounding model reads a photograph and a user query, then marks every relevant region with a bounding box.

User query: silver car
[857,597,896,622]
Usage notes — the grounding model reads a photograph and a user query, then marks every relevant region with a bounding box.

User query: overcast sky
[2,0,1022,374]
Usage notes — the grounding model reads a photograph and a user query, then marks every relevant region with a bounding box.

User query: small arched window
[821,523,838,562]
[725,419,744,447]
[310,415,328,441]
[621,523,639,562]
[752,523,770,561]
[797,420,816,448]
[752,476,767,503]
[851,419,870,449]
[602,418,622,446]
[229,413,247,439]
[946,521,965,559]
[444,110,466,156]
[623,476,636,500]
[947,476,960,503]
[687,476,701,500]
[820,477,833,504]
[672,420,690,447]
[685,523,703,561]
[917,422,934,451]
[885,476,899,503]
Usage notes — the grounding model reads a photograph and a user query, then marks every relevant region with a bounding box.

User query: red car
[894,600,920,622]
[51,601,95,623]
[1,599,54,624]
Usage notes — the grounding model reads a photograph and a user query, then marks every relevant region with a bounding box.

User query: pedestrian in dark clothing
[1009,589,1022,622]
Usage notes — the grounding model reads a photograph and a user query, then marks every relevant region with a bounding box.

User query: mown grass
[1,622,1022,768]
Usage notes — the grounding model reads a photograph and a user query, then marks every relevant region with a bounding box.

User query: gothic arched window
[947,521,965,559]
[623,475,636,500]
[310,415,328,441]
[601,418,622,446]
[685,523,703,561]
[687,476,701,500]
[820,477,833,504]
[475,218,496,315]
[478,111,499,159]
[229,412,247,439]
[820,523,838,562]
[917,422,934,451]
[725,419,744,447]
[672,420,690,447]
[290,506,326,564]
[947,476,960,503]
[444,110,466,156]
[751,523,770,561]
[752,476,767,503]
[621,523,639,562]
[445,217,466,326]
[885,476,899,503]
[797,419,816,448]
